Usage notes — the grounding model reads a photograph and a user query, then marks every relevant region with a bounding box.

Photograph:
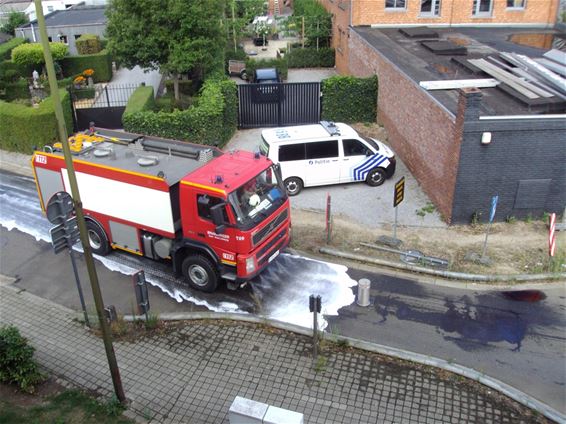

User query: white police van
[260,121,396,195]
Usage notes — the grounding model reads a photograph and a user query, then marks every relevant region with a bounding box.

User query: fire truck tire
[366,168,386,187]
[86,220,110,256]
[284,177,303,196]
[182,255,219,292]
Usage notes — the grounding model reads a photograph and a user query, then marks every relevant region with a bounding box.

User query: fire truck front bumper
[235,225,290,282]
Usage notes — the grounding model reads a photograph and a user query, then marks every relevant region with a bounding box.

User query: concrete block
[263,405,304,424]
[229,396,268,424]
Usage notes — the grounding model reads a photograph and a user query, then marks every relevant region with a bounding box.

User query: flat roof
[262,122,358,143]
[354,27,566,116]
[19,5,106,28]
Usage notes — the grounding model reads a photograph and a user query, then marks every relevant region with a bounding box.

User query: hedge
[61,50,112,82]
[124,85,155,115]
[287,47,335,68]
[322,75,378,123]
[11,42,68,66]
[0,37,26,60]
[1,79,28,101]
[0,88,73,153]
[245,57,288,80]
[123,79,237,147]
[75,34,102,55]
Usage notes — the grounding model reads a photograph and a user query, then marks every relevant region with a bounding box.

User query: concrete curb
[121,311,566,424]
[320,246,566,283]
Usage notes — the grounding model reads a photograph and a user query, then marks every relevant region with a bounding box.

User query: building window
[385,0,406,9]
[74,34,82,40]
[59,35,68,44]
[47,36,52,42]
[472,0,493,16]
[47,5,54,12]
[420,0,441,16]
[507,0,525,8]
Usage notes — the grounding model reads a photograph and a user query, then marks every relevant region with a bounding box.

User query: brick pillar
[456,87,483,123]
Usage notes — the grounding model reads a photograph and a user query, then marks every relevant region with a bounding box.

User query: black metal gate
[68,84,139,131]
[238,82,320,128]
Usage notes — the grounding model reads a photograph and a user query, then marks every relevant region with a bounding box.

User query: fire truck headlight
[245,257,256,274]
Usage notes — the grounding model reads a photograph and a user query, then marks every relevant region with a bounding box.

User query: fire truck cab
[31,128,291,292]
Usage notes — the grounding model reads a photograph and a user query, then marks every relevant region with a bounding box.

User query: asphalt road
[1,169,565,416]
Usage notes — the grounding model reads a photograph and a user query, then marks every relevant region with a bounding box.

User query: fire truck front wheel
[86,220,110,255]
[182,255,219,292]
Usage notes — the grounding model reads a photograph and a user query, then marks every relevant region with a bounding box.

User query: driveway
[227,128,444,229]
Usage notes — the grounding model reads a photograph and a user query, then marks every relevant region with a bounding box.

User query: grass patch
[0,389,133,423]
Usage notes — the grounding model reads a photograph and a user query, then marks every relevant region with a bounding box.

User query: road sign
[393,177,405,208]
[133,271,150,317]
[46,191,74,225]
[489,195,498,223]
[50,216,80,254]
[309,294,321,313]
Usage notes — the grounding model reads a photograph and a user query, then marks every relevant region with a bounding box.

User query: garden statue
[32,70,39,88]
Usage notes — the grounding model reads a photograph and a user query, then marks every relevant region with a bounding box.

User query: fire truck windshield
[228,165,287,228]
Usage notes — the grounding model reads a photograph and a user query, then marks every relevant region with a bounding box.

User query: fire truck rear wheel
[182,255,218,292]
[86,220,110,255]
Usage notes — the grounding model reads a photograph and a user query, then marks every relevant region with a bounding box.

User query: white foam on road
[1,173,357,327]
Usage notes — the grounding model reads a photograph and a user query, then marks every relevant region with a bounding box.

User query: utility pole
[33,0,126,405]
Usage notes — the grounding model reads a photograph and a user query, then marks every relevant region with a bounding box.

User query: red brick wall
[349,31,463,222]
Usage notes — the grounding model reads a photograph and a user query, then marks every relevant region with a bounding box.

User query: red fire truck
[31,128,291,292]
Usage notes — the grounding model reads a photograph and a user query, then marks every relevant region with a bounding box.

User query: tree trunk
[173,74,180,102]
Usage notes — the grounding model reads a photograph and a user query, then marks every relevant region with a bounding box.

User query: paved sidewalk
[0,282,542,423]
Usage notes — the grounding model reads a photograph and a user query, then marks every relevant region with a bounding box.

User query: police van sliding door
[304,140,340,186]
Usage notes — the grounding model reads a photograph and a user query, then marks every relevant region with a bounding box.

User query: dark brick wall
[349,32,461,222]
[452,103,566,223]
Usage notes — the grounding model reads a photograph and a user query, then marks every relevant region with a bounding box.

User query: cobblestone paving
[0,284,543,423]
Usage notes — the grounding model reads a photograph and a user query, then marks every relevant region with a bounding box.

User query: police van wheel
[182,255,218,293]
[86,220,110,256]
[366,168,386,187]
[284,177,303,196]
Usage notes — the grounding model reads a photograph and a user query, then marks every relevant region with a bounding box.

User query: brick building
[317,1,564,224]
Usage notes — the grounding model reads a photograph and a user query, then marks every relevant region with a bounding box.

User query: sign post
[309,295,321,362]
[46,192,89,327]
[393,177,405,240]
[549,213,556,257]
[481,195,498,260]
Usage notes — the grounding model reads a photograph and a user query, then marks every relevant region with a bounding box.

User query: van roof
[261,122,358,144]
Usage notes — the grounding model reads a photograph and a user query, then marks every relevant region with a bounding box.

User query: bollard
[357,278,371,307]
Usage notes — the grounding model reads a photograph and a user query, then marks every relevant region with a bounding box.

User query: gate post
[105,85,111,108]
[67,86,79,132]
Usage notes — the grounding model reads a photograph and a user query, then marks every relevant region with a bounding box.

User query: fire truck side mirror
[210,203,227,234]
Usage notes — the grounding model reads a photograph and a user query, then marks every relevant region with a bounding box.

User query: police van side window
[343,139,371,156]
[279,143,306,161]
[305,140,338,159]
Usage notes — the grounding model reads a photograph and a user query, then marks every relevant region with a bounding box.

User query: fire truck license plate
[268,250,280,263]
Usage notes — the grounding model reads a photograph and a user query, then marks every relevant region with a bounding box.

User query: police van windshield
[362,136,380,152]
[228,165,286,228]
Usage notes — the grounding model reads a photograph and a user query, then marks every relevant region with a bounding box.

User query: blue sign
[489,195,498,223]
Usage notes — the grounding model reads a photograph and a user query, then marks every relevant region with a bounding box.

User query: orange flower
[73,75,86,85]
[82,68,95,77]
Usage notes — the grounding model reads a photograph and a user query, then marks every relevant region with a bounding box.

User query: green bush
[0,37,26,60]
[123,79,237,147]
[61,50,112,82]
[11,42,68,66]
[124,85,155,115]
[287,47,335,68]
[245,57,288,80]
[72,87,96,100]
[322,75,378,123]
[164,79,200,96]
[75,34,102,55]
[0,325,44,393]
[1,79,29,101]
[0,88,73,153]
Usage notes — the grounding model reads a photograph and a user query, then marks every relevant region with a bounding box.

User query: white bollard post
[357,278,371,307]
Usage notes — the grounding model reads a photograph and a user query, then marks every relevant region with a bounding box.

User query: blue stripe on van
[353,155,387,181]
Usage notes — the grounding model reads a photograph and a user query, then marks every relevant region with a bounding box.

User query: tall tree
[106,0,225,100]
[1,11,28,36]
